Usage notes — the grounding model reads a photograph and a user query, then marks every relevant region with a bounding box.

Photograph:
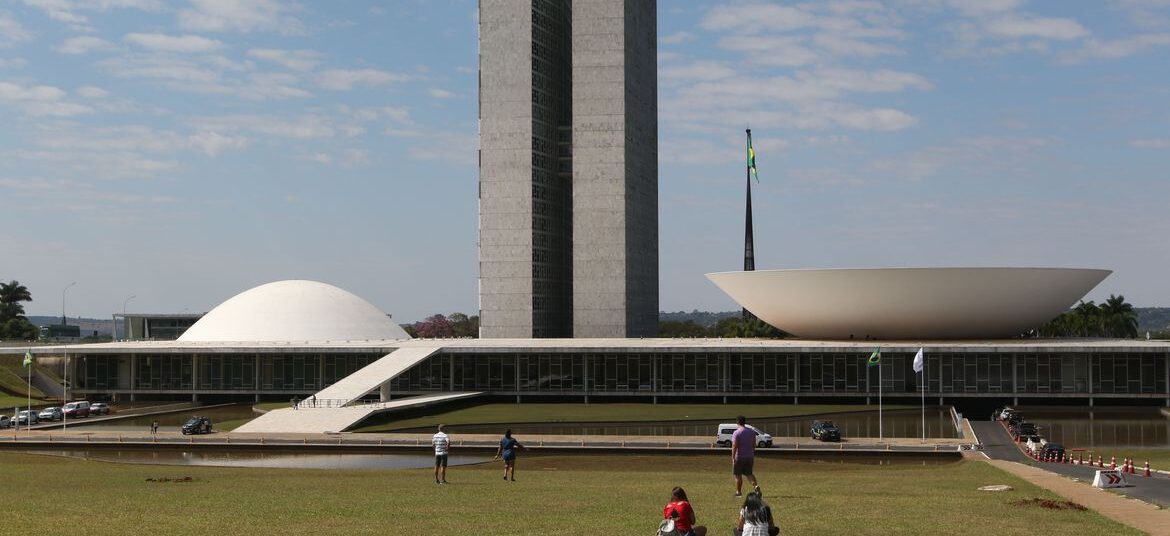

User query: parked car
[810,420,842,442]
[15,410,39,425]
[995,407,1018,421]
[0,415,9,428]
[38,407,64,421]
[89,402,111,416]
[63,401,90,418]
[715,424,773,448]
[181,416,213,435]
[1040,443,1065,460]
[1012,422,1038,437]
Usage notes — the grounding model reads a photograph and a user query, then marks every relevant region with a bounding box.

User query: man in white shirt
[432,424,450,484]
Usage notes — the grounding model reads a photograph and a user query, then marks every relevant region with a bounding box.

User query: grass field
[352,403,908,433]
[0,452,1138,536]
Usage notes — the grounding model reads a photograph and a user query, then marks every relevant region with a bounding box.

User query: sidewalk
[988,459,1170,536]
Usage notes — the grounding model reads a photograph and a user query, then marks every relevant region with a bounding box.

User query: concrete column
[191,355,198,401]
[448,354,454,392]
[1011,353,1018,397]
[318,354,325,390]
[1163,352,1169,407]
[380,383,391,402]
[254,354,260,393]
[583,354,589,404]
[129,354,136,402]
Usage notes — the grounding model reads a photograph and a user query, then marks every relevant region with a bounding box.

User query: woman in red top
[663,487,707,536]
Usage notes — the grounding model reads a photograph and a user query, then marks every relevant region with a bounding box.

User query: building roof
[176,280,411,343]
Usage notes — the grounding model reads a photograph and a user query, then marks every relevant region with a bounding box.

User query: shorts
[435,454,448,467]
[733,457,754,476]
[502,452,516,465]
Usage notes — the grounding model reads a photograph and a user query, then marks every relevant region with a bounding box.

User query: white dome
[178,280,411,342]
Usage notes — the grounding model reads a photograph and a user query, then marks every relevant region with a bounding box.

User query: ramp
[312,346,442,406]
[232,392,482,434]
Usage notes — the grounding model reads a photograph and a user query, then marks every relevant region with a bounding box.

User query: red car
[63,401,90,418]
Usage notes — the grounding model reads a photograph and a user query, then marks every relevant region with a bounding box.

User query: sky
[1,0,1168,323]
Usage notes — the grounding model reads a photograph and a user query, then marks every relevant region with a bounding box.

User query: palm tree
[1071,301,1103,337]
[1100,294,1139,338]
[0,280,33,322]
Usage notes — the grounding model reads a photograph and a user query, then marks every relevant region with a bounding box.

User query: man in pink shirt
[731,415,762,497]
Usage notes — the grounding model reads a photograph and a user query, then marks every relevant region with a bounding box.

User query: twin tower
[478,0,658,338]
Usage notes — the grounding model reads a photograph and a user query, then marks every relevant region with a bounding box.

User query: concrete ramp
[312,346,442,405]
[233,392,482,434]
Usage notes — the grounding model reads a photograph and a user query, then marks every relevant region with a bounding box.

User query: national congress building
[478,0,658,339]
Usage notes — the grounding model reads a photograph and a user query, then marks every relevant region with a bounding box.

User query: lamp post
[61,281,76,431]
[61,281,76,326]
[122,295,136,340]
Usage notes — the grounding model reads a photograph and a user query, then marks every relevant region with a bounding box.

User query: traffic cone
[1064,453,1070,464]
[1111,456,1116,470]
[1098,455,1104,468]
[1143,461,1151,477]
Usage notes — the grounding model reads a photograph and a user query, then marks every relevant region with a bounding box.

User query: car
[14,410,39,425]
[810,420,842,442]
[181,416,213,435]
[715,423,773,448]
[62,401,90,418]
[1012,422,1038,437]
[38,407,64,421]
[1039,442,1065,460]
[995,407,1018,421]
[89,402,111,416]
[0,415,9,428]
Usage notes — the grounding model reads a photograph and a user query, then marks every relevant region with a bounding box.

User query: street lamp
[122,295,136,340]
[61,281,76,326]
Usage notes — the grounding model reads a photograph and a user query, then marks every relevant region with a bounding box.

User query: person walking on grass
[493,429,523,481]
[732,415,762,497]
[432,424,450,484]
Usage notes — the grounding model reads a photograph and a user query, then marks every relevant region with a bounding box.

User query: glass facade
[74,349,1168,400]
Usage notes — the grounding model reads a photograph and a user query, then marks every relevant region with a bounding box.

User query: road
[970,419,1170,508]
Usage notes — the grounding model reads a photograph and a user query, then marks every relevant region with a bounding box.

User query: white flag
[913,347,924,373]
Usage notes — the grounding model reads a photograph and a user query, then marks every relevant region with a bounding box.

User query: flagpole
[742,128,756,319]
[878,358,883,442]
[26,349,31,434]
[921,357,926,442]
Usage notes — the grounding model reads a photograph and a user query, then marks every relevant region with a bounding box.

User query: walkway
[232,392,481,434]
[308,346,441,406]
[972,419,1170,535]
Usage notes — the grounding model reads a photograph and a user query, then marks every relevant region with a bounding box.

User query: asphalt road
[970,419,1170,508]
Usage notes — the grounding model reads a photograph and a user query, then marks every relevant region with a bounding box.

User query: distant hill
[28,316,114,337]
[659,310,739,327]
[1137,308,1170,332]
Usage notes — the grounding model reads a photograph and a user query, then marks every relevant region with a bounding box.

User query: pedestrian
[309,394,316,408]
[493,429,523,481]
[291,396,299,410]
[150,420,159,435]
[735,492,778,536]
[731,415,762,497]
[663,486,707,536]
[432,424,449,484]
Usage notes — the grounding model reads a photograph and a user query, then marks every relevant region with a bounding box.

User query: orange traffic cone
[1077,452,1084,465]
[1111,456,1116,470]
[1144,461,1151,477]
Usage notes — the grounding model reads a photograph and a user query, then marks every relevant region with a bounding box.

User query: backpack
[656,517,679,536]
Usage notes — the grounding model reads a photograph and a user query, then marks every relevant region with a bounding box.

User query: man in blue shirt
[731,415,762,497]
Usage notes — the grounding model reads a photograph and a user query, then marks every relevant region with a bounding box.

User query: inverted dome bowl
[706,268,1111,340]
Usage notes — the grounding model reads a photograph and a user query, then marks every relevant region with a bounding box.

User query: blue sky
[1,0,1168,322]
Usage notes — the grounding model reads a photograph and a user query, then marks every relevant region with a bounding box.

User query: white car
[715,424,773,448]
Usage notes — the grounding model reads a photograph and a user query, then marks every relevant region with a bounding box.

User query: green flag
[867,347,881,367]
[747,131,759,183]
[23,349,33,367]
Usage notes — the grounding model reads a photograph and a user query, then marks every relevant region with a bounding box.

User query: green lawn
[353,403,908,433]
[0,452,1138,536]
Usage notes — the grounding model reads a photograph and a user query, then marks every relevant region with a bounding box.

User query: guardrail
[949,406,964,436]
[288,398,398,409]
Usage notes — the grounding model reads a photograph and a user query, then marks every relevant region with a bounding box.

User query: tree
[712,316,786,338]
[412,314,454,338]
[447,313,479,338]
[658,320,708,338]
[1100,294,1139,338]
[0,280,33,322]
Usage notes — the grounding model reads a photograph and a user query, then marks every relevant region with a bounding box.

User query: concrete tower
[478,0,657,339]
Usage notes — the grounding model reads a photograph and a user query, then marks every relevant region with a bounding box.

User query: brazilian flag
[23,349,33,367]
[747,130,759,183]
[867,347,881,367]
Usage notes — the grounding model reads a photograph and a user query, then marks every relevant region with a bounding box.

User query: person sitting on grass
[663,486,707,536]
[735,491,778,536]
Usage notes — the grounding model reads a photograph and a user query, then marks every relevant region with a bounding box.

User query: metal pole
[61,281,76,327]
[879,360,883,441]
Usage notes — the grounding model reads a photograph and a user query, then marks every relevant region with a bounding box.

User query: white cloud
[660,31,694,44]
[0,58,27,69]
[56,35,117,54]
[187,130,248,156]
[21,0,163,30]
[0,81,92,116]
[317,68,410,90]
[660,60,737,82]
[247,48,322,71]
[1130,138,1170,148]
[124,33,224,53]
[984,16,1089,40]
[1061,33,1170,62]
[189,114,339,140]
[429,88,455,99]
[0,12,32,47]
[76,85,109,98]
[179,0,303,34]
